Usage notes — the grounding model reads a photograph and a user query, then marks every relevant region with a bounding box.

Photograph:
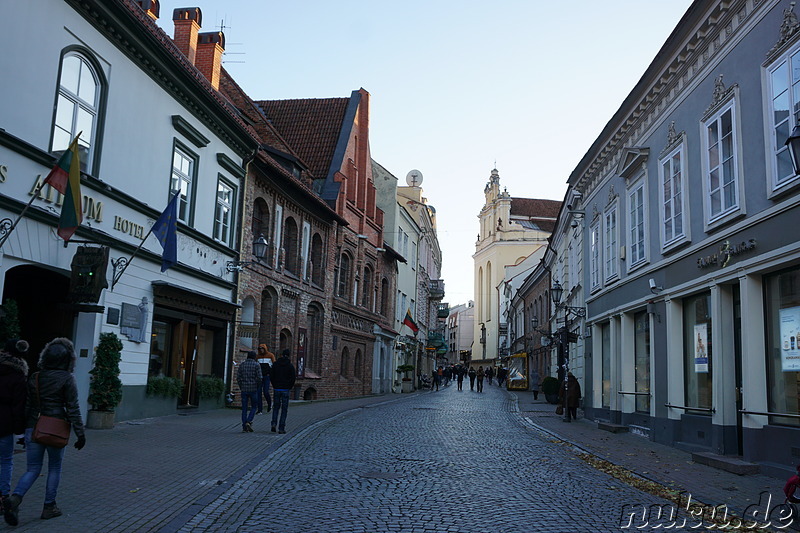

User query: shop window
[765,267,800,427]
[634,311,650,413]
[683,292,712,411]
[149,320,170,377]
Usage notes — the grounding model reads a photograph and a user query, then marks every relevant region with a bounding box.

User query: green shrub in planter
[147,376,184,398]
[88,332,123,411]
[196,375,225,399]
[541,376,559,396]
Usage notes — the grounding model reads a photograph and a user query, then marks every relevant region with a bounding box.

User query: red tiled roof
[510,198,562,219]
[255,98,350,181]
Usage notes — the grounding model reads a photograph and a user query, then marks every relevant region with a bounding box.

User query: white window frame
[301,221,311,281]
[170,143,197,225]
[52,51,101,173]
[701,97,743,227]
[627,174,648,270]
[589,221,601,291]
[603,204,619,282]
[273,205,283,268]
[659,143,689,251]
[213,176,235,245]
[766,45,800,195]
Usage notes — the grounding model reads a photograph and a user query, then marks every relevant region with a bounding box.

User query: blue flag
[152,193,179,272]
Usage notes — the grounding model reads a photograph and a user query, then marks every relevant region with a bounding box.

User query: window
[301,222,311,281]
[601,323,611,408]
[411,241,417,270]
[171,144,197,224]
[683,292,712,411]
[634,311,650,413]
[251,198,270,248]
[213,178,234,245]
[381,278,389,316]
[52,51,102,173]
[306,303,324,374]
[273,205,283,268]
[767,48,800,191]
[603,206,618,281]
[362,266,373,309]
[283,217,299,275]
[337,253,351,298]
[340,347,350,377]
[628,180,646,267]
[660,145,686,248]
[589,223,601,290]
[310,233,324,286]
[764,267,800,427]
[704,103,739,220]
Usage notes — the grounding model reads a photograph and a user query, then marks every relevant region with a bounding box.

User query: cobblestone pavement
[176,383,703,533]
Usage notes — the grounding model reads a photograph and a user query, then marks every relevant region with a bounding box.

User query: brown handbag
[555,405,564,415]
[31,373,70,448]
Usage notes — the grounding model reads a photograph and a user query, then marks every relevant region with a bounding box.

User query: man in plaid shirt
[236,351,262,432]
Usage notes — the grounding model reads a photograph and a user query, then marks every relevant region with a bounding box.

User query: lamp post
[550,280,585,422]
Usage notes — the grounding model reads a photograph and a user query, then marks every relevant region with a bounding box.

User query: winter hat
[246,351,257,360]
[4,338,29,357]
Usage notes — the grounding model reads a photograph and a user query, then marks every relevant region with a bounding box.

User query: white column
[665,297,684,421]
[739,273,768,429]
[610,315,621,413]
[712,284,736,427]
[620,312,636,414]
[592,324,603,410]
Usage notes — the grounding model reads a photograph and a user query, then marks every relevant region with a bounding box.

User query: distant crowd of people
[422,364,509,393]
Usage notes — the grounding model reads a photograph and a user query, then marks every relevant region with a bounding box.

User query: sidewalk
[5,394,400,532]
[512,388,787,526]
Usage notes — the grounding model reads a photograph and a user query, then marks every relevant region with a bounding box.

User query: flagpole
[110,223,157,291]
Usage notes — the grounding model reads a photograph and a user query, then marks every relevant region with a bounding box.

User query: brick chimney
[172,7,202,64]
[134,0,160,21]
[196,32,225,90]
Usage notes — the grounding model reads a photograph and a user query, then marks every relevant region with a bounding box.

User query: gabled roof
[509,198,561,234]
[255,97,350,182]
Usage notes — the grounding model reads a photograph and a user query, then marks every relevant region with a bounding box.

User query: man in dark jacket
[0,339,28,511]
[270,349,296,434]
[236,351,262,433]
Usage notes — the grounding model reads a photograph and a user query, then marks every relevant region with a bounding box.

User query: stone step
[597,421,629,433]
[691,451,760,475]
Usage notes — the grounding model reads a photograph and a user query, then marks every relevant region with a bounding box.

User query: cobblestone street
[176,383,691,533]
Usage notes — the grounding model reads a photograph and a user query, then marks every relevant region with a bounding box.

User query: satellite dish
[406,169,423,187]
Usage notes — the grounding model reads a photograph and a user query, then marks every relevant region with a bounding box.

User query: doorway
[733,285,743,456]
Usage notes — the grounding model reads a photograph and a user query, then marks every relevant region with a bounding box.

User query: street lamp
[551,280,585,422]
[226,234,269,272]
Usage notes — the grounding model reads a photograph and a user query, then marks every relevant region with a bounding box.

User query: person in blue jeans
[255,344,274,414]
[0,339,29,514]
[236,351,262,433]
[270,349,296,434]
[5,338,86,526]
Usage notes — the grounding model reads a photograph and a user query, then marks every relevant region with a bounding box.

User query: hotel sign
[696,238,756,269]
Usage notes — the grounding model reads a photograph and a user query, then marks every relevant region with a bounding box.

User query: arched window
[306,303,324,374]
[340,347,350,377]
[240,296,256,350]
[279,328,292,355]
[310,233,324,286]
[380,277,389,316]
[252,198,270,259]
[354,349,363,380]
[259,288,277,349]
[52,50,104,173]
[337,252,351,298]
[284,217,299,275]
[362,265,373,309]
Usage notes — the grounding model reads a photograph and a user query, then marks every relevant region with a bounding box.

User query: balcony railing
[429,279,445,300]
[437,302,449,318]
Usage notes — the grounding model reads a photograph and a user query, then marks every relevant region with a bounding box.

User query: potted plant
[196,375,225,408]
[397,364,414,393]
[541,376,560,405]
[87,332,124,429]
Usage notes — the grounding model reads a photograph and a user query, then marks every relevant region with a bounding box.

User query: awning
[151,281,239,321]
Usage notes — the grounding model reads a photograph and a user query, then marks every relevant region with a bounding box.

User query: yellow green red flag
[44,136,82,241]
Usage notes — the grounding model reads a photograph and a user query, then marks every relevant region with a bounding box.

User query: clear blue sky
[156,1,694,305]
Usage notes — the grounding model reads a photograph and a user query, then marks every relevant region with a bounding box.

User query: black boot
[4,494,21,526]
[41,501,62,520]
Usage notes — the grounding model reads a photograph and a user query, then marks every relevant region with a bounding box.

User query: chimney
[196,32,225,90]
[134,0,160,21]
[172,7,202,64]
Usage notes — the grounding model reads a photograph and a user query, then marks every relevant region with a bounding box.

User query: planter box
[401,380,413,393]
[86,409,115,429]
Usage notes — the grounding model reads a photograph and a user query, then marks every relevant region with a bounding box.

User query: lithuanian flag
[44,136,82,241]
[402,309,419,333]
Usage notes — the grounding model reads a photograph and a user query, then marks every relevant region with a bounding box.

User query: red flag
[44,137,82,241]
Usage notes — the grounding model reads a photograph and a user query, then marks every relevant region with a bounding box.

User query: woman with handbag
[3,338,86,526]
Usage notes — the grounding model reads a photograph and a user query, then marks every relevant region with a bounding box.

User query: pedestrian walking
[256,344,274,414]
[432,367,441,391]
[785,464,800,503]
[0,339,28,514]
[271,349,296,434]
[443,366,452,386]
[4,338,86,526]
[531,368,541,400]
[497,367,507,387]
[236,351,262,433]
[456,365,465,391]
[476,366,485,392]
[468,366,476,391]
[486,366,494,385]
[558,372,582,422]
